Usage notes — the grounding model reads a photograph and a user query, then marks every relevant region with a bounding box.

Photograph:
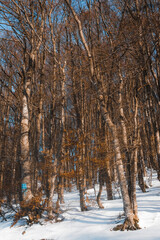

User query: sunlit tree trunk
[118,69,132,199]
[20,77,33,202]
[130,97,139,219]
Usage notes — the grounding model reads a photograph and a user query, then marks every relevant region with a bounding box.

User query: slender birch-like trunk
[156,129,160,179]
[20,79,33,202]
[47,10,58,218]
[130,97,139,219]
[57,67,66,206]
[118,70,132,199]
[100,103,134,226]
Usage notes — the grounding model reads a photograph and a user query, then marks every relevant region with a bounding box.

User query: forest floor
[0,171,160,240]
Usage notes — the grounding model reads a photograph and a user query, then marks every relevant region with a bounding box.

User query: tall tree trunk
[97,169,104,208]
[130,97,139,219]
[154,123,160,180]
[101,103,135,227]
[106,160,113,200]
[20,79,33,202]
[48,156,57,220]
[118,70,132,199]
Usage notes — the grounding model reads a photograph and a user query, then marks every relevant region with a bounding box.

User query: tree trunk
[101,100,140,229]
[48,172,57,219]
[138,147,148,192]
[155,127,160,180]
[118,70,132,199]
[20,80,33,202]
[130,97,139,219]
[97,183,104,208]
[106,161,113,200]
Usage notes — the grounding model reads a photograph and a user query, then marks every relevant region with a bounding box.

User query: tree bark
[20,79,33,202]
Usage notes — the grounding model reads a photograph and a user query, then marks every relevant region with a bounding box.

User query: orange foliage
[11,194,46,227]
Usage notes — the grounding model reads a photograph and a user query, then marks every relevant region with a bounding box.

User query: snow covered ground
[0,172,160,240]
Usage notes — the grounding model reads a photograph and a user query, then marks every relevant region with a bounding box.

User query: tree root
[81,206,88,211]
[112,217,141,231]
[97,202,104,209]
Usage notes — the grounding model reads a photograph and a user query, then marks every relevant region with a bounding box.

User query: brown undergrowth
[11,195,46,227]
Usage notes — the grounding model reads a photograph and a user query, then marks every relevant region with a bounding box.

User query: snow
[0,172,160,240]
